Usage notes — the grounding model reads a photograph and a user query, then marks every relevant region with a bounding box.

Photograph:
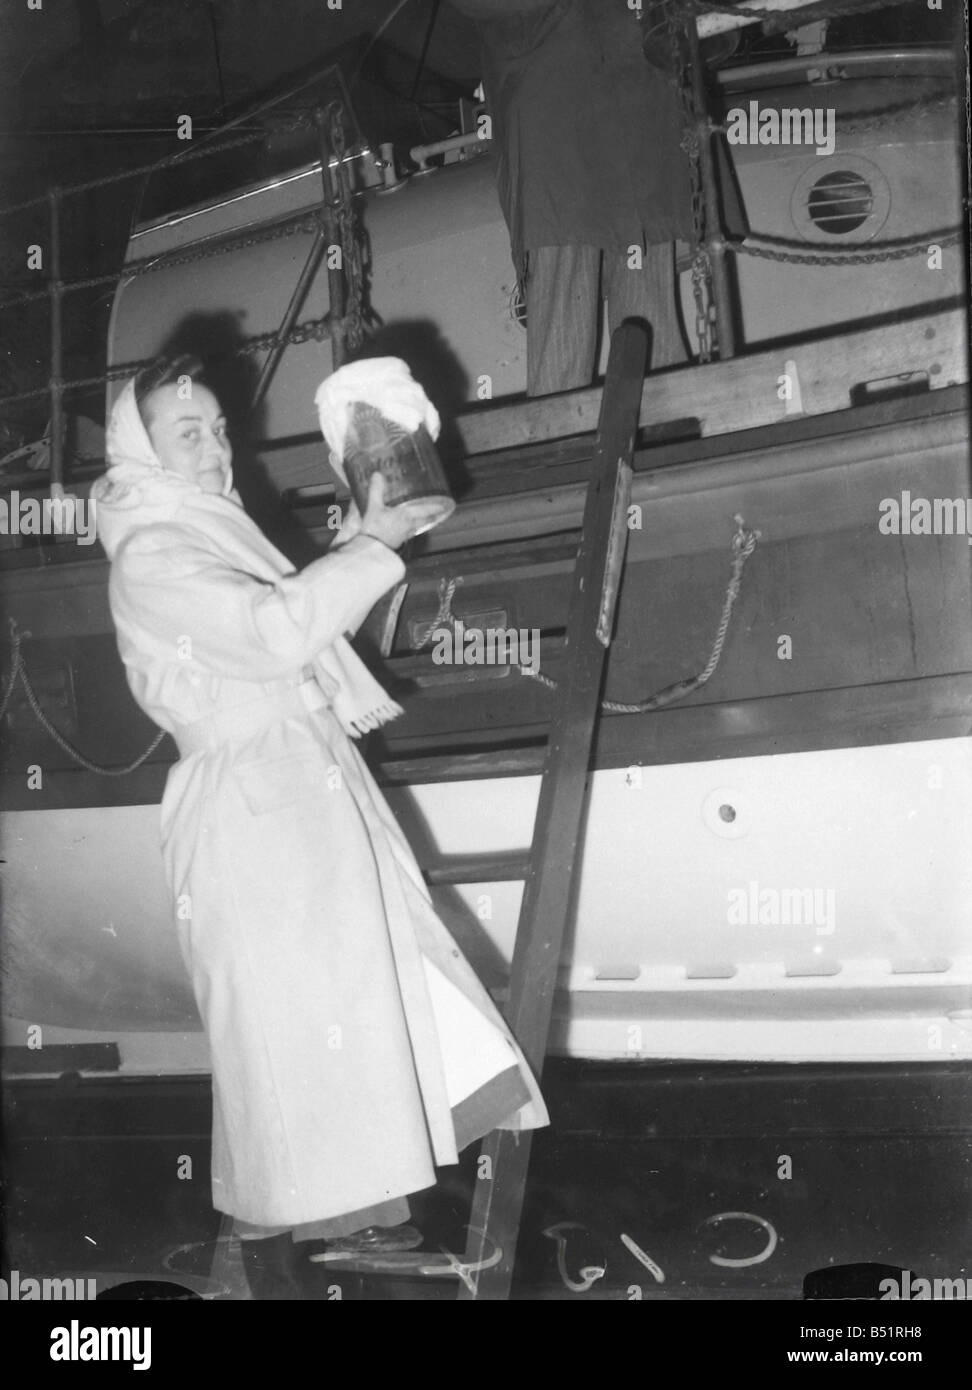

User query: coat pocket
[232,753,320,816]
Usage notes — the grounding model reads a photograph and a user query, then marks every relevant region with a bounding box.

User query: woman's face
[142,382,233,495]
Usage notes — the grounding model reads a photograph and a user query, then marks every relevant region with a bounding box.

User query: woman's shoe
[323,1223,424,1254]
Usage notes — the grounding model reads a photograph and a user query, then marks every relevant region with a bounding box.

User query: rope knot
[731,513,760,558]
[413,575,463,651]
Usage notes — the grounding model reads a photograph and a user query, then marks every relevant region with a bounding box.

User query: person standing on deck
[453,0,694,394]
[92,355,548,1298]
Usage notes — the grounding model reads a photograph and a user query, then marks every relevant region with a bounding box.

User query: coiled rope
[410,516,760,713]
[0,619,165,775]
[524,515,760,712]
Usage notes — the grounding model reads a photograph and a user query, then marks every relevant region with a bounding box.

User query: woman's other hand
[359,473,442,551]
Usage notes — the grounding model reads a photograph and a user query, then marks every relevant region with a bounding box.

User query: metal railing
[0,77,366,500]
[0,0,963,497]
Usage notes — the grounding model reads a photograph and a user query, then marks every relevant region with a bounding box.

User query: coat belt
[173,677,332,755]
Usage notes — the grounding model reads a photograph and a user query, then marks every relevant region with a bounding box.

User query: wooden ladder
[285,323,649,1298]
[454,322,649,1299]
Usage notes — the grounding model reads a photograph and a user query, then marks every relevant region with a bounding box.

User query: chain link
[0,108,375,410]
[326,101,371,354]
[0,208,335,311]
[731,226,961,266]
[662,0,715,362]
[0,307,347,409]
[1,27,958,412]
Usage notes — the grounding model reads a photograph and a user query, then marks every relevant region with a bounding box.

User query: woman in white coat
[92,356,548,1298]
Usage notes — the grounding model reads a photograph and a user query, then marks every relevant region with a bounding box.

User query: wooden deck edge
[453,306,968,457]
[233,309,968,495]
[375,672,972,785]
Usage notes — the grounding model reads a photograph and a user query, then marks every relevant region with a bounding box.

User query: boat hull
[3,390,970,1070]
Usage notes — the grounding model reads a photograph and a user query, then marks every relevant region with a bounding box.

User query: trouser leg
[603,241,689,370]
[525,244,600,396]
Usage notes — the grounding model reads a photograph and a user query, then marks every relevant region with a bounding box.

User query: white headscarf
[91,379,240,558]
[93,378,403,738]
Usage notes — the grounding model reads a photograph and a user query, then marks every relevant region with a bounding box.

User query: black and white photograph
[0,0,970,1341]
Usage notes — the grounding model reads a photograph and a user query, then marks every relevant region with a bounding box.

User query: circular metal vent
[805,169,875,235]
[790,157,890,244]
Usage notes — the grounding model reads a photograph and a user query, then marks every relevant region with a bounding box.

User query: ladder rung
[308,1250,465,1277]
[424,851,531,885]
[378,744,546,785]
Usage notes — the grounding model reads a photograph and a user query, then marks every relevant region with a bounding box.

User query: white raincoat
[92,382,547,1229]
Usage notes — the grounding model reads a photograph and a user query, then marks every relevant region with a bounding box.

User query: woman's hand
[331,498,363,548]
[359,473,443,550]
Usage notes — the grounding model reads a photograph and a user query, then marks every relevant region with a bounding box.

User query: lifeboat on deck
[1,37,969,1079]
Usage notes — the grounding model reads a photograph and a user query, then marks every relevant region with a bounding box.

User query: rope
[0,620,166,775]
[523,515,760,714]
[412,576,463,649]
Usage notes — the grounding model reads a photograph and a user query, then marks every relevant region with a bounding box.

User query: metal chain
[326,102,370,353]
[522,516,759,713]
[0,121,376,312]
[0,209,332,312]
[0,215,958,410]
[664,0,715,362]
[0,305,346,409]
[0,620,166,775]
[730,226,962,266]
[0,114,373,408]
